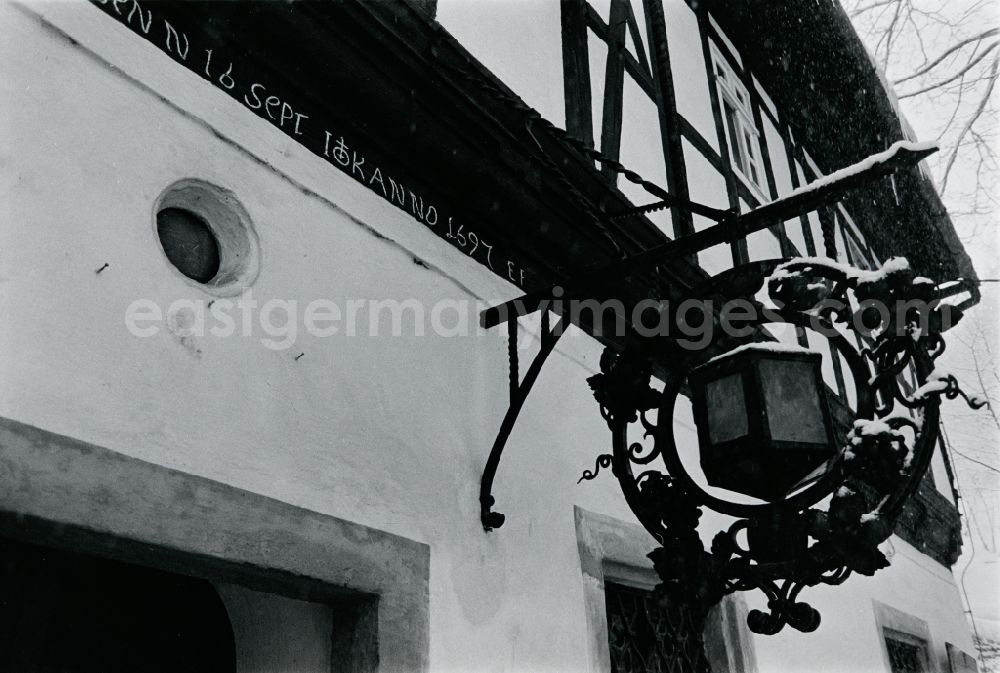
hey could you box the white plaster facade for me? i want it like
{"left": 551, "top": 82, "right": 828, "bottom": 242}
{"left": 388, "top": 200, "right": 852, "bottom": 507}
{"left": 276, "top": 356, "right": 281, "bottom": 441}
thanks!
{"left": 0, "top": 1, "right": 977, "bottom": 671}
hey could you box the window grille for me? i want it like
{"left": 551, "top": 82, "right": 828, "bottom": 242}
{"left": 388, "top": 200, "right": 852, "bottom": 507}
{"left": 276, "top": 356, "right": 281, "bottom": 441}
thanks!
{"left": 885, "top": 632, "right": 930, "bottom": 673}
{"left": 606, "top": 581, "right": 704, "bottom": 673}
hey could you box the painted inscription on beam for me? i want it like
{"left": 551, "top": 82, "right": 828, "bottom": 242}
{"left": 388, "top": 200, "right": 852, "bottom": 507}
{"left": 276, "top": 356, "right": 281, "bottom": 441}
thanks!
{"left": 90, "top": 0, "right": 529, "bottom": 288}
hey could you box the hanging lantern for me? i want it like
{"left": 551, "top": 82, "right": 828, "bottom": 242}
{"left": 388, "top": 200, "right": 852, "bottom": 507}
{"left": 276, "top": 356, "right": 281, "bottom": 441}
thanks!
{"left": 688, "top": 344, "right": 837, "bottom": 501}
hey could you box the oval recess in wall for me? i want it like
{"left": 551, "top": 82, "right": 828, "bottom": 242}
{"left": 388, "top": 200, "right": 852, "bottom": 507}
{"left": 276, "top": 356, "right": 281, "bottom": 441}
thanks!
{"left": 153, "top": 179, "right": 260, "bottom": 295}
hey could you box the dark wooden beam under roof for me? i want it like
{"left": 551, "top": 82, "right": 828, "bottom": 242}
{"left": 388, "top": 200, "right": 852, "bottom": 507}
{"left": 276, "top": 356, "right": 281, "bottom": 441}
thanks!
{"left": 90, "top": 0, "right": 717, "bottom": 350}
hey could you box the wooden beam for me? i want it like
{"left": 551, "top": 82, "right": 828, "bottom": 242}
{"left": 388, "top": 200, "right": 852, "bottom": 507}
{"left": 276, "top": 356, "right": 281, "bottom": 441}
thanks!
{"left": 480, "top": 143, "right": 936, "bottom": 329}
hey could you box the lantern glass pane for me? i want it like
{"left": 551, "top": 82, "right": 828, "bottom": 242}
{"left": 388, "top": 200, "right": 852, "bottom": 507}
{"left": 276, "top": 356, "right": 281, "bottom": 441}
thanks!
{"left": 758, "top": 359, "right": 828, "bottom": 444}
{"left": 705, "top": 373, "right": 748, "bottom": 444}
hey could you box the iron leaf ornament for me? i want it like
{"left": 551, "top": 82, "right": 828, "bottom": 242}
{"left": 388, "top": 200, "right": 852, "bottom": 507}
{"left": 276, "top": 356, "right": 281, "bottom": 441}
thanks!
{"left": 583, "top": 257, "right": 987, "bottom": 648}
{"left": 587, "top": 346, "right": 661, "bottom": 425}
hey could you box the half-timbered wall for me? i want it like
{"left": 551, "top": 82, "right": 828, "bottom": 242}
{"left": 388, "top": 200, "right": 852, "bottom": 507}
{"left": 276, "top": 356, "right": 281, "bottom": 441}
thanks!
{"left": 439, "top": 0, "right": 955, "bottom": 506}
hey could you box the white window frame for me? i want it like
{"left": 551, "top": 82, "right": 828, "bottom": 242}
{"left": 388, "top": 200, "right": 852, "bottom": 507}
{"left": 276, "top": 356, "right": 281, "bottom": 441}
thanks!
{"left": 709, "top": 43, "right": 767, "bottom": 200}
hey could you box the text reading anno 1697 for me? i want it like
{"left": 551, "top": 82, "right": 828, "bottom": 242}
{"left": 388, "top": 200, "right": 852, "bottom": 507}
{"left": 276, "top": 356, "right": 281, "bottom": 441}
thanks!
{"left": 90, "top": 0, "right": 530, "bottom": 288}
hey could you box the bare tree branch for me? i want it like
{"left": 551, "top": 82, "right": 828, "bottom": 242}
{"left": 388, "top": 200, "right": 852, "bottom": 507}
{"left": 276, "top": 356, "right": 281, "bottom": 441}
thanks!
{"left": 939, "top": 54, "right": 998, "bottom": 193}
{"left": 894, "top": 28, "right": 999, "bottom": 84}
{"left": 897, "top": 41, "right": 998, "bottom": 99}
{"left": 850, "top": 0, "right": 899, "bottom": 18}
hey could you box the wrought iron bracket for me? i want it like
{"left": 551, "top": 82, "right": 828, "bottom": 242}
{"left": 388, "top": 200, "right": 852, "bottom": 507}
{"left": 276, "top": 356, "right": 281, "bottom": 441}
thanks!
{"left": 479, "top": 143, "right": 936, "bottom": 531}
{"left": 480, "top": 312, "right": 565, "bottom": 530}
{"left": 477, "top": 141, "right": 940, "bottom": 534}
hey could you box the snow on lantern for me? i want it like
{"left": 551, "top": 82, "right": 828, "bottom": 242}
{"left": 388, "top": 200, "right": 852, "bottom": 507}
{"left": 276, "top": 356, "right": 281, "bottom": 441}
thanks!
{"left": 689, "top": 342, "right": 837, "bottom": 501}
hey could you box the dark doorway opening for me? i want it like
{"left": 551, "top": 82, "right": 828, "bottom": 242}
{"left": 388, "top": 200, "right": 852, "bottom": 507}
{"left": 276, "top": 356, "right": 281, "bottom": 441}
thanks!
{"left": 0, "top": 537, "right": 236, "bottom": 673}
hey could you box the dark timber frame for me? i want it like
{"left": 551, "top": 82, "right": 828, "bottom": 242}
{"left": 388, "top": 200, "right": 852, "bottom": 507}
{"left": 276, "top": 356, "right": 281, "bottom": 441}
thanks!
{"left": 560, "top": 0, "right": 694, "bottom": 240}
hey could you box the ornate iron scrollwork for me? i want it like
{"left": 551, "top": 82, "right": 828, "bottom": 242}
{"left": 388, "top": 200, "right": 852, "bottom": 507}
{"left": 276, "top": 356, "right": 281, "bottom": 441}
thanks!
{"left": 584, "top": 257, "right": 986, "bottom": 644}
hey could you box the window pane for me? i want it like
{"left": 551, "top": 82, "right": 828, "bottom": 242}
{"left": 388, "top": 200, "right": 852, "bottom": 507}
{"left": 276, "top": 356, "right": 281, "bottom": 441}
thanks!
{"left": 744, "top": 130, "right": 760, "bottom": 184}
{"left": 886, "top": 637, "right": 928, "bottom": 673}
{"left": 606, "top": 582, "right": 701, "bottom": 673}
{"left": 724, "top": 102, "right": 745, "bottom": 173}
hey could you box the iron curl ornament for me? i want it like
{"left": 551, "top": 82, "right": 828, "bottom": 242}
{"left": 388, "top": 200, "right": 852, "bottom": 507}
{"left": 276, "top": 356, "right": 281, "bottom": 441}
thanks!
{"left": 582, "top": 256, "right": 987, "bottom": 664}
